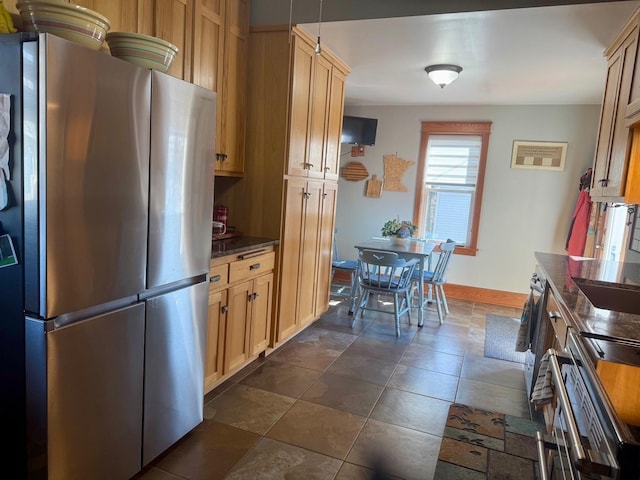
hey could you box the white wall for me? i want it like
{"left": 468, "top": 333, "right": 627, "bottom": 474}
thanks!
{"left": 335, "top": 104, "right": 600, "bottom": 294}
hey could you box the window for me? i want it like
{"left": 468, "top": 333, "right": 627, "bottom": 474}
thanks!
{"left": 413, "top": 121, "right": 492, "bottom": 256}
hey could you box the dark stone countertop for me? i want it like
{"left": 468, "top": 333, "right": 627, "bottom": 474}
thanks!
{"left": 211, "top": 236, "right": 279, "bottom": 259}
{"left": 535, "top": 252, "right": 640, "bottom": 355}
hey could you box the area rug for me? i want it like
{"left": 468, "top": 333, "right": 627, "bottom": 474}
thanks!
{"left": 484, "top": 314, "right": 526, "bottom": 363}
{"left": 434, "top": 403, "right": 542, "bottom": 479}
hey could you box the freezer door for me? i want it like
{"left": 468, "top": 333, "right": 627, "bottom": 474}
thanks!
{"left": 25, "top": 35, "right": 151, "bottom": 318}
{"left": 143, "top": 281, "right": 208, "bottom": 465}
{"left": 26, "top": 303, "right": 145, "bottom": 480}
{"left": 147, "top": 71, "right": 216, "bottom": 288}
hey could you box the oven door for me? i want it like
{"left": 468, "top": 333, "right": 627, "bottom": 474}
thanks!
{"left": 536, "top": 345, "right": 619, "bottom": 480}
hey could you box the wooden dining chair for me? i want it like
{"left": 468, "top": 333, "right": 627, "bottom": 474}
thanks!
{"left": 353, "top": 249, "right": 419, "bottom": 337}
{"left": 331, "top": 231, "right": 358, "bottom": 296}
{"left": 411, "top": 239, "right": 456, "bottom": 324}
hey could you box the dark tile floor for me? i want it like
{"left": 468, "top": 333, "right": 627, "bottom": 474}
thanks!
{"left": 135, "top": 292, "right": 530, "bottom": 480}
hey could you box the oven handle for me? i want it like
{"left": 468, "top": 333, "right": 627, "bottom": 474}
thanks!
{"left": 567, "top": 332, "right": 630, "bottom": 447}
{"left": 535, "top": 431, "right": 550, "bottom": 480}
{"left": 547, "top": 349, "right": 588, "bottom": 469}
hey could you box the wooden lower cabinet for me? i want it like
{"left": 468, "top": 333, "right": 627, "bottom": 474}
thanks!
{"left": 297, "top": 180, "right": 323, "bottom": 329}
{"left": 225, "top": 280, "right": 253, "bottom": 373}
{"left": 204, "top": 288, "right": 226, "bottom": 391}
{"left": 205, "top": 247, "right": 274, "bottom": 393}
{"left": 275, "top": 179, "right": 337, "bottom": 344}
{"left": 315, "top": 182, "right": 338, "bottom": 316}
{"left": 250, "top": 273, "right": 274, "bottom": 355}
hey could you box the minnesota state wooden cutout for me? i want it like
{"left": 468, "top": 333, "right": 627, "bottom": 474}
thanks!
{"left": 383, "top": 154, "right": 415, "bottom": 191}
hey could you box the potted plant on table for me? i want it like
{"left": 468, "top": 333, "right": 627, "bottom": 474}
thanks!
{"left": 381, "top": 218, "right": 418, "bottom": 245}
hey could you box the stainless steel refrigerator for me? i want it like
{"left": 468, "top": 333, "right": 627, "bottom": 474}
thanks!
{"left": 0, "top": 33, "right": 215, "bottom": 479}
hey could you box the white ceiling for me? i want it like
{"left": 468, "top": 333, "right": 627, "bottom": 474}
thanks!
{"left": 298, "top": 1, "right": 639, "bottom": 106}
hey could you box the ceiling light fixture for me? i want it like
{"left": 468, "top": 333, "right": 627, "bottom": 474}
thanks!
{"left": 315, "top": 0, "right": 323, "bottom": 55}
{"left": 424, "top": 64, "right": 463, "bottom": 89}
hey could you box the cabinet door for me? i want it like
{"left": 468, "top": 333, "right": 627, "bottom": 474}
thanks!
{"left": 224, "top": 280, "right": 251, "bottom": 373}
{"left": 154, "top": 0, "right": 193, "bottom": 81}
{"left": 192, "top": 0, "right": 224, "bottom": 91}
{"left": 315, "top": 182, "right": 337, "bottom": 316}
{"left": 593, "top": 51, "right": 621, "bottom": 197}
{"left": 625, "top": 128, "right": 640, "bottom": 203}
{"left": 205, "top": 287, "right": 227, "bottom": 391}
{"left": 278, "top": 178, "right": 306, "bottom": 342}
{"left": 307, "top": 54, "right": 331, "bottom": 179}
{"left": 297, "top": 180, "right": 323, "bottom": 328}
{"left": 215, "top": 0, "right": 248, "bottom": 176}
{"left": 593, "top": 29, "right": 638, "bottom": 198}
{"left": 324, "top": 67, "right": 347, "bottom": 181}
{"left": 606, "top": 30, "right": 638, "bottom": 198}
{"left": 74, "top": 0, "right": 140, "bottom": 33}
{"left": 250, "top": 273, "right": 273, "bottom": 356}
{"left": 287, "top": 35, "right": 315, "bottom": 177}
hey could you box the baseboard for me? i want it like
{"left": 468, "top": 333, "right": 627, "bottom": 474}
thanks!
{"left": 333, "top": 270, "right": 526, "bottom": 309}
{"left": 442, "top": 284, "right": 527, "bottom": 308}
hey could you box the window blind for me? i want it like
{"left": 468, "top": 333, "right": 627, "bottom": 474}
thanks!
{"left": 424, "top": 135, "right": 481, "bottom": 186}
{"left": 423, "top": 135, "right": 482, "bottom": 245}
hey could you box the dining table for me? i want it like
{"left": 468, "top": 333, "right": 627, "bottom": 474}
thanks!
{"left": 349, "top": 238, "right": 437, "bottom": 327}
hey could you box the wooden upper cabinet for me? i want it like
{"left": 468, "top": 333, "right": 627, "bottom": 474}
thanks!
{"left": 73, "top": 0, "right": 139, "bottom": 32}
{"left": 153, "top": 0, "right": 193, "bottom": 81}
{"left": 192, "top": 0, "right": 224, "bottom": 91}
{"left": 307, "top": 54, "right": 331, "bottom": 179}
{"left": 285, "top": 29, "right": 350, "bottom": 180}
{"left": 287, "top": 35, "right": 315, "bottom": 177}
{"left": 593, "top": 46, "right": 626, "bottom": 198}
{"left": 215, "top": 0, "right": 249, "bottom": 176}
{"left": 592, "top": 10, "right": 639, "bottom": 200}
{"left": 58, "top": 0, "right": 189, "bottom": 71}
{"left": 324, "top": 65, "right": 347, "bottom": 181}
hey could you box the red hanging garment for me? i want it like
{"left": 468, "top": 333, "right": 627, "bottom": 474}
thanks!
{"left": 566, "top": 188, "right": 592, "bottom": 256}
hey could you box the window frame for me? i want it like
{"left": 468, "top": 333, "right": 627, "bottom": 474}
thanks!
{"left": 413, "top": 121, "right": 492, "bottom": 256}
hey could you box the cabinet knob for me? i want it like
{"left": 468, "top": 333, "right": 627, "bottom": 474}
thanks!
{"left": 304, "top": 192, "right": 312, "bottom": 199}
{"left": 221, "top": 305, "right": 228, "bottom": 313}
{"left": 249, "top": 263, "right": 261, "bottom": 271}
{"left": 324, "top": 166, "right": 331, "bottom": 172}
{"left": 598, "top": 178, "right": 608, "bottom": 187}
{"left": 304, "top": 162, "right": 314, "bottom": 170}
{"left": 210, "top": 275, "right": 221, "bottom": 283}
{"left": 322, "top": 193, "right": 327, "bottom": 198}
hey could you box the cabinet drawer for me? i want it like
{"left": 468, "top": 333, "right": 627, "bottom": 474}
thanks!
{"left": 546, "top": 291, "right": 570, "bottom": 348}
{"left": 229, "top": 251, "right": 275, "bottom": 283}
{"left": 209, "top": 264, "right": 229, "bottom": 290}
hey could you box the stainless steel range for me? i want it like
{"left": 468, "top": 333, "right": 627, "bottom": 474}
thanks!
{"left": 532, "top": 252, "right": 640, "bottom": 480}
{"left": 537, "top": 331, "right": 640, "bottom": 480}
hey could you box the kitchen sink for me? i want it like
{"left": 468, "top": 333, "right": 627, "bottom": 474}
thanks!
{"left": 572, "top": 277, "right": 640, "bottom": 315}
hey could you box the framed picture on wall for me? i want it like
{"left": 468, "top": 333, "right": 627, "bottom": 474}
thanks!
{"left": 510, "top": 140, "right": 568, "bottom": 171}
